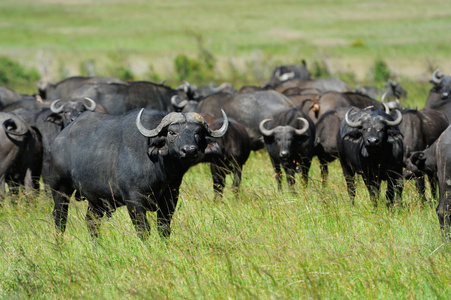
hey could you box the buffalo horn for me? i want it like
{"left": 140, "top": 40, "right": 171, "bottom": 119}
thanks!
{"left": 209, "top": 82, "right": 233, "bottom": 93}
{"left": 259, "top": 119, "right": 274, "bottom": 136}
{"left": 2, "top": 115, "right": 29, "bottom": 136}
{"left": 344, "top": 108, "right": 362, "bottom": 128}
{"left": 84, "top": 97, "right": 97, "bottom": 111}
{"left": 186, "top": 109, "right": 229, "bottom": 138}
{"left": 385, "top": 109, "right": 403, "bottom": 127}
{"left": 136, "top": 109, "right": 185, "bottom": 137}
{"left": 50, "top": 99, "right": 64, "bottom": 113}
{"left": 171, "top": 95, "right": 188, "bottom": 110}
{"left": 432, "top": 68, "right": 442, "bottom": 84}
{"left": 294, "top": 118, "right": 310, "bottom": 135}
{"left": 382, "top": 101, "right": 390, "bottom": 114}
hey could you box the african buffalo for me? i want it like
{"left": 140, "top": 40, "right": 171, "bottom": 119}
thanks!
{"left": 0, "top": 112, "right": 42, "bottom": 199}
{"left": 38, "top": 76, "right": 124, "bottom": 100}
{"left": 260, "top": 108, "right": 315, "bottom": 190}
{"left": 404, "top": 141, "right": 439, "bottom": 201}
{"left": 435, "top": 125, "right": 451, "bottom": 238}
{"left": 425, "top": 69, "right": 451, "bottom": 108}
{"left": 338, "top": 106, "right": 404, "bottom": 206}
{"left": 274, "top": 77, "right": 351, "bottom": 94}
{"left": 0, "top": 87, "right": 26, "bottom": 109}
{"left": 70, "top": 80, "right": 190, "bottom": 114}
{"left": 49, "top": 109, "right": 228, "bottom": 239}
{"left": 199, "top": 117, "right": 251, "bottom": 199}
{"left": 264, "top": 60, "right": 311, "bottom": 87}
{"left": 398, "top": 108, "right": 449, "bottom": 201}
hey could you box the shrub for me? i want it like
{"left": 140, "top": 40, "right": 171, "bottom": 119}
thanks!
{"left": 0, "top": 56, "right": 40, "bottom": 85}
{"left": 372, "top": 59, "right": 392, "bottom": 82}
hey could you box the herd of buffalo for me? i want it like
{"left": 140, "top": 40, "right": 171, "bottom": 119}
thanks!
{"left": 1, "top": 61, "right": 451, "bottom": 241}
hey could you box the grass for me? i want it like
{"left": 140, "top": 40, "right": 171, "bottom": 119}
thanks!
{"left": 1, "top": 0, "right": 451, "bottom": 85}
{"left": 1, "top": 0, "right": 451, "bottom": 298}
{"left": 1, "top": 152, "right": 450, "bottom": 298}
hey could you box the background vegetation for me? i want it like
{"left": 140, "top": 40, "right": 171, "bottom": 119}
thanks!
{"left": 0, "top": 0, "right": 451, "bottom": 299}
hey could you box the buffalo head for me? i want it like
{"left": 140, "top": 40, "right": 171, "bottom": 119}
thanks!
{"left": 343, "top": 106, "right": 403, "bottom": 157}
{"left": 136, "top": 109, "right": 228, "bottom": 160}
{"left": 431, "top": 68, "right": 451, "bottom": 100}
{"left": 48, "top": 98, "right": 97, "bottom": 127}
{"left": 259, "top": 117, "right": 309, "bottom": 160}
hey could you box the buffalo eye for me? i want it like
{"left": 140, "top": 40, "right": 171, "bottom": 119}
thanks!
{"left": 168, "top": 130, "right": 176, "bottom": 136}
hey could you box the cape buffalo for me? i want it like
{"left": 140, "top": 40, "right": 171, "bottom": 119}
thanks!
{"left": 49, "top": 109, "right": 228, "bottom": 240}
{"left": 338, "top": 106, "right": 404, "bottom": 206}
{"left": 260, "top": 108, "right": 315, "bottom": 190}
{"left": 38, "top": 76, "right": 124, "bottom": 100}
{"left": 398, "top": 108, "right": 449, "bottom": 201}
{"left": 435, "top": 125, "right": 451, "bottom": 239}
{"left": 0, "top": 112, "right": 42, "bottom": 200}
{"left": 264, "top": 60, "right": 311, "bottom": 87}
{"left": 425, "top": 68, "right": 451, "bottom": 108}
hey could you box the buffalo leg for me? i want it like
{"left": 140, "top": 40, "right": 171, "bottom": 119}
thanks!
{"left": 386, "top": 175, "right": 404, "bottom": 207}
{"left": 363, "top": 177, "right": 381, "bottom": 207}
{"left": 283, "top": 166, "right": 296, "bottom": 191}
{"left": 211, "top": 163, "right": 227, "bottom": 199}
{"left": 299, "top": 158, "right": 311, "bottom": 187}
{"left": 52, "top": 188, "right": 73, "bottom": 235}
{"left": 414, "top": 177, "right": 427, "bottom": 203}
{"left": 231, "top": 165, "right": 243, "bottom": 197}
{"left": 429, "top": 173, "right": 438, "bottom": 201}
{"left": 319, "top": 158, "right": 329, "bottom": 187}
{"left": 270, "top": 157, "right": 283, "bottom": 190}
{"left": 85, "top": 203, "right": 105, "bottom": 239}
{"left": 157, "top": 183, "right": 180, "bottom": 238}
{"left": 125, "top": 198, "right": 151, "bottom": 240}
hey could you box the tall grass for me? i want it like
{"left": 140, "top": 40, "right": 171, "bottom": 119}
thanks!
{"left": 1, "top": 152, "right": 450, "bottom": 298}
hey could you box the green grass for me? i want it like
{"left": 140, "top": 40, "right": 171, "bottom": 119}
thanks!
{"left": 1, "top": 0, "right": 451, "bottom": 86}
{"left": 1, "top": 152, "right": 450, "bottom": 299}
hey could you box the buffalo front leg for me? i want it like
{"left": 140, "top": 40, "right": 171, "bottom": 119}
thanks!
{"left": 125, "top": 199, "right": 151, "bottom": 240}
{"left": 85, "top": 203, "right": 105, "bottom": 240}
{"left": 210, "top": 163, "right": 227, "bottom": 199}
{"left": 52, "top": 188, "right": 72, "bottom": 236}
{"left": 157, "top": 183, "right": 180, "bottom": 238}
{"left": 386, "top": 174, "right": 404, "bottom": 207}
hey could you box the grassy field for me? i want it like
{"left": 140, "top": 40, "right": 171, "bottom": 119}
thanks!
{"left": 1, "top": 0, "right": 451, "bottom": 85}
{"left": 0, "top": 152, "right": 450, "bottom": 299}
{"left": 1, "top": 0, "right": 451, "bottom": 298}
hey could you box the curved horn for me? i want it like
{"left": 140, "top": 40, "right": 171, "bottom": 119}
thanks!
{"left": 385, "top": 109, "right": 403, "bottom": 127}
{"left": 186, "top": 109, "right": 229, "bottom": 138}
{"left": 83, "top": 97, "right": 97, "bottom": 111}
{"left": 136, "top": 109, "right": 185, "bottom": 137}
{"left": 171, "top": 95, "right": 188, "bottom": 110}
{"left": 294, "top": 118, "right": 310, "bottom": 135}
{"left": 209, "top": 82, "right": 233, "bottom": 93}
{"left": 50, "top": 99, "right": 64, "bottom": 113}
{"left": 432, "top": 68, "right": 442, "bottom": 84}
{"left": 2, "top": 115, "right": 29, "bottom": 136}
{"left": 259, "top": 119, "right": 275, "bottom": 136}
{"left": 344, "top": 108, "right": 362, "bottom": 128}
{"left": 381, "top": 92, "right": 387, "bottom": 103}
{"left": 382, "top": 102, "right": 390, "bottom": 114}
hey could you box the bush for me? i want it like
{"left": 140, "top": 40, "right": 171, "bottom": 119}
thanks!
{"left": 372, "top": 59, "right": 392, "bottom": 82}
{"left": 0, "top": 56, "right": 40, "bottom": 85}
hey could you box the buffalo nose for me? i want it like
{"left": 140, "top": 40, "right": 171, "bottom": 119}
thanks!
{"left": 280, "top": 150, "right": 290, "bottom": 158}
{"left": 182, "top": 145, "right": 198, "bottom": 156}
{"left": 367, "top": 137, "right": 379, "bottom": 145}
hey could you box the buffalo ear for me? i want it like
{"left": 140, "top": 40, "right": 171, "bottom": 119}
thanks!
{"left": 148, "top": 136, "right": 168, "bottom": 159}
{"left": 387, "top": 129, "right": 403, "bottom": 143}
{"left": 46, "top": 113, "right": 63, "bottom": 125}
{"left": 204, "top": 136, "right": 223, "bottom": 156}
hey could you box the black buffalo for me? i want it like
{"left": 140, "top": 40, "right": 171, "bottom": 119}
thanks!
{"left": 0, "top": 87, "right": 26, "bottom": 109}
{"left": 404, "top": 141, "right": 439, "bottom": 200}
{"left": 425, "top": 69, "right": 451, "bottom": 108}
{"left": 398, "top": 108, "right": 449, "bottom": 201}
{"left": 0, "top": 112, "right": 42, "bottom": 199}
{"left": 70, "top": 80, "right": 190, "bottom": 114}
{"left": 259, "top": 108, "right": 315, "bottom": 190}
{"left": 435, "top": 125, "right": 451, "bottom": 238}
{"left": 264, "top": 60, "right": 311, "bottom": 88}
{"left": 314, "top": 107, "right": 349, "bottom": 186}
{"left": 338, "top": 106, "right": 404, "bottom": 206}
{"left": 199, "top": 116, "right": 251, "bottom": 199}
{"left": 38, "top": 76, "right": 124, "bottom": 100}
{"left": 49, "top": 109, "right": 228, "bottom": 239}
